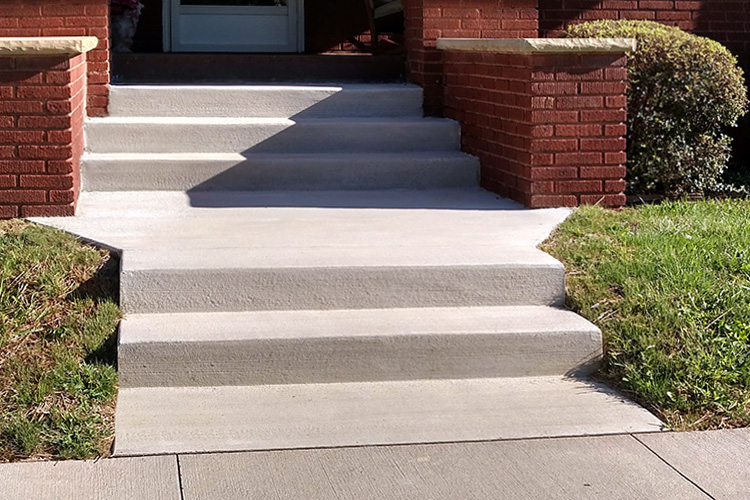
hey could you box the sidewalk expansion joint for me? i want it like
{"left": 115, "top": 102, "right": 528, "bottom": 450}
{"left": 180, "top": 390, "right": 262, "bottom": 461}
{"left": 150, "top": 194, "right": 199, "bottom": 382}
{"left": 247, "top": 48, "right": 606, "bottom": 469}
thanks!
{"left": 631, "top": 434, "right": 716, "bottom": 500}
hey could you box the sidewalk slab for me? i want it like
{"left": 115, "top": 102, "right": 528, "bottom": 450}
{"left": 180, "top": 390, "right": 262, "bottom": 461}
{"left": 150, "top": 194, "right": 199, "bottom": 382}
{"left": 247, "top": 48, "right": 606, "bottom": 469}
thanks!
{"left": 178, "top": 435, "right": 709, "bottom": 500}
{"left": 0, "top": 455, "right": 180, "bottom": 500}
{"left": 637, "top": 428, "right": 750, "bottom": 500}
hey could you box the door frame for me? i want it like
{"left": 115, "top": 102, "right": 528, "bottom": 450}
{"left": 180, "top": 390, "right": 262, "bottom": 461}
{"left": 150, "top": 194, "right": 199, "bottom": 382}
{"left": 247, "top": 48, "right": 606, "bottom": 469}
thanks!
{"left": 162, "top": 0, "right": 305, "bottom": 53}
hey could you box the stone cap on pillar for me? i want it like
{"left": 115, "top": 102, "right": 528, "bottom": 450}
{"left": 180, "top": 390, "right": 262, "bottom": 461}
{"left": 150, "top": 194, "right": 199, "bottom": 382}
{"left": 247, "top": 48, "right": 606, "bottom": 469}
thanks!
{"left": 436, "top": 38, "right": 636, "bottom": 54}
{"left": 0, "top": 37, "right": 99, "bottom": 56}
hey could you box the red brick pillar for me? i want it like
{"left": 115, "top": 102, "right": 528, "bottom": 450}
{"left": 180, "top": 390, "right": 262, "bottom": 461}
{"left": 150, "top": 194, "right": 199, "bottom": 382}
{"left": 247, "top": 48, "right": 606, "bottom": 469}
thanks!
{"left": 439, "top": 38, "right": 632, "bottom": 208}
{"left": 0, "top": 39, "right": 95, "bottom": 218}
{"left": 2, "top": 0, "right": 110, "bottom": 117}
{"left": 403, "top": 0, "right": 539, "bottom": 115}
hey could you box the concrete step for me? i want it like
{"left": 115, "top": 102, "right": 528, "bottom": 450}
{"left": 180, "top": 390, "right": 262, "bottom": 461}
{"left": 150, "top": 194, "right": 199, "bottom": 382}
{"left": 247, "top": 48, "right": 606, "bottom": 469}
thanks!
{"left": 30, "top": 189, "right": 572, "bottom": 314}
{"left": 112, "top": 376, "right": 664, "bottom": 456}
{"left": 118, "top": 306, "right": 602, "bottom": 388}
{"left": 82, "top": 152, "right": 480, "bottom": 191}
{"left": 108, "top": 84, "right": 424, "bottom": 118}
{"left": 119, "top": 246, "right": 565, "bottom": 314}
{"left": 84, "top": 117, "right": 460, "bottom": 154}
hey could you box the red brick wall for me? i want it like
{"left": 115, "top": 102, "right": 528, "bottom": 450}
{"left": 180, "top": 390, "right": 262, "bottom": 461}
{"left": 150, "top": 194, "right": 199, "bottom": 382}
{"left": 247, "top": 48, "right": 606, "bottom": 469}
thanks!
{"left": 0, "top": 53, "right": 87, "bottom": 218}
{"left": 442, "top": 50, "right": 628, "bottom": 207}
{"left": 538, "top": 1, "right": 750, "bottom": 61}
{"left": 404, "top": 0, "right": 539, "bottom": 114}
{"left": 2, "top": 0, "right": 110, "bottom": 117}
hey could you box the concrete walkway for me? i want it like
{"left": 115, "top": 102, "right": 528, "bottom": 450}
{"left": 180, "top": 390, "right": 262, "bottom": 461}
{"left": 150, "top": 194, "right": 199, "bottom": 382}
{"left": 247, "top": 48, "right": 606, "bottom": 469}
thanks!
{"left": 2, "top": 428, "right": 747, "bottom": 500}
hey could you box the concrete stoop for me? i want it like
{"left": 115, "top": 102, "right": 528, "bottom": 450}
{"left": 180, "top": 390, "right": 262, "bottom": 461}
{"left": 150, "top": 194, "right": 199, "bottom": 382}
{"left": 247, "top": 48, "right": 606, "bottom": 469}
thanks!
{"left": 32, "top": 84, "right": 664, "bottom": 456}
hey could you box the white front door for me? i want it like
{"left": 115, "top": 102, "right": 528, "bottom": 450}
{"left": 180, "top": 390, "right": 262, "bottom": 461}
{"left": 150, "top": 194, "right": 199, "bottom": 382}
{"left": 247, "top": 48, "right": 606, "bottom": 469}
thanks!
{"left": 170, "top": 0, "right": 303, "bottom": 53}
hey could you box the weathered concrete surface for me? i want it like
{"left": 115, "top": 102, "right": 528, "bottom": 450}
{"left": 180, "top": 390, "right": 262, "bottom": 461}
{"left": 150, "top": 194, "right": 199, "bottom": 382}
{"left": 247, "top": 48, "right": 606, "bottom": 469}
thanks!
{"left": 637, "top": 429, "right": 750, "bottom": 500}
{"left": 84, "top": 117, "right": 460, "bottom": 154}
{"left": 113, "top": 376, "right": 664, "bottom": 456}
{"left": 82, "top": 152, "right": 479, "bottom": 191}
{"left": 0, "top": 455, "right": 180, "bottom": 500}
{"left": 108, "top": 84, "right": 424, "bottom": 118}
{"left": 178, "top": 436, "right": 705, "bottom": 500}
{"left": 118, "top": 306, "right": 602, "bottom": 387}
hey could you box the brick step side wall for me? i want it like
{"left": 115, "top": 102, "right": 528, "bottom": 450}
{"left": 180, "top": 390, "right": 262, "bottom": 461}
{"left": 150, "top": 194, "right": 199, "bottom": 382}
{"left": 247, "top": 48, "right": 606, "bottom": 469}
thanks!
{"left": 3, "top": 0, "right": 110, "bottom": 117}
{"left": 442, "top": 50, "right": 629, "bottom": 208}
{"left": 0, "top": 54, "right": 87, "bottom": 218}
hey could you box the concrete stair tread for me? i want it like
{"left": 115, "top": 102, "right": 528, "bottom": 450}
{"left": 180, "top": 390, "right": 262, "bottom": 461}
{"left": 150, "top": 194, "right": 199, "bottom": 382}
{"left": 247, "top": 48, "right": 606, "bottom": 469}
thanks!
{"left": 72, "top": 188, "right": 535, "bottom": 214}
{"left": 122, "top": 247, "right": 561, "bottom": 271}
{"left": 81, "top": 151, "right": 480, "bottom": 191}
{"left": 113, "top": 376, "right": 665, "bottom": 456}
{"left": 86, "top": 116, "right": 453, "bottom": 125}
{"left": 118, "top": 306, "right": 602, "bottom": 387}
{"left": 120, "top": 306, "right": 597, "bottom": 343}
{"left": 85, "top": 116, "right": 461, "bottom": 154}
{"left": 111, "top": 83, "right": 420, "bottom": 89}
{"left": 108, "top": 83, "right": 423, "bottom": 118}
{"left": 82, "top": 151, "right": 478, "bottom": 160}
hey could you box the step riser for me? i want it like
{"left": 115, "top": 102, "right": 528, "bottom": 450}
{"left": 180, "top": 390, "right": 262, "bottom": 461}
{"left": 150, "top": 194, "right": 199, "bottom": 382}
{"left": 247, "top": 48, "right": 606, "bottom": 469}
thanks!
{"left": 82, "top": 155, "right": 480, "bottom": 191}
{"left": 85, "top": 120, "right": 460, "bottom": 154}
{"left": 120, "top": 265, "right": 565, "bottom": 314}
{"left": 118, "top": 333, "right": 602, "bottom": 388}
{"left": 108, "top": 86, "right": 424, "bottom": 118}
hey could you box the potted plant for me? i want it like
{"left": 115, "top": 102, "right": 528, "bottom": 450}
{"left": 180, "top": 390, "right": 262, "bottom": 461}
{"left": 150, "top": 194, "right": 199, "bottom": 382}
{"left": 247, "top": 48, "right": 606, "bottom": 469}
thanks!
{"left": 111, "top": 0, "right": 144, "bottom": 52}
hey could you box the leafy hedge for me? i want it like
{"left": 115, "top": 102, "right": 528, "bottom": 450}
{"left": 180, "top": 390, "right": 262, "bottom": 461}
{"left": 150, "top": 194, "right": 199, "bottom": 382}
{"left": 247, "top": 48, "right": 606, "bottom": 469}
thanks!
{"left": 566, "top": 20, "right": 748, "bottom": 196}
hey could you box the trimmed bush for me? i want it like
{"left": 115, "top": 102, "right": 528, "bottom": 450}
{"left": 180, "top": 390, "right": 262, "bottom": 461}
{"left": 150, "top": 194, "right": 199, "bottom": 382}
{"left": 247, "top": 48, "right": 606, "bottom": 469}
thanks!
{"left": 566, "top": 20, "right": 748, "bottom": 196}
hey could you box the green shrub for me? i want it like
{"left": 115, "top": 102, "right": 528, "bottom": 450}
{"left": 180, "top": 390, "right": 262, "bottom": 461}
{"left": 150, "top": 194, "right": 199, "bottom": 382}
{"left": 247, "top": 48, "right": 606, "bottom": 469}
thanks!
{"left": 566, "top": 20, "right": 748, "bottom": 196}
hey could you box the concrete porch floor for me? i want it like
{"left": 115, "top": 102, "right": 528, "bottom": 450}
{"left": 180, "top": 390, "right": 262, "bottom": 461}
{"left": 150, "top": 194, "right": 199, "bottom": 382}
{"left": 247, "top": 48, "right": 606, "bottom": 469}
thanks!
{"left": 2, "top": 428, "right": 748, "bottom": 499}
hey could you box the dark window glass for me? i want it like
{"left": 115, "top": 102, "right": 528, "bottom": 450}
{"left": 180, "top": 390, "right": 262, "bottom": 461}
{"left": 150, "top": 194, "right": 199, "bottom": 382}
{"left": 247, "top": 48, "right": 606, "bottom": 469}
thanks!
{"left": 181, "top": 0, "right": 287, "bottom": 5}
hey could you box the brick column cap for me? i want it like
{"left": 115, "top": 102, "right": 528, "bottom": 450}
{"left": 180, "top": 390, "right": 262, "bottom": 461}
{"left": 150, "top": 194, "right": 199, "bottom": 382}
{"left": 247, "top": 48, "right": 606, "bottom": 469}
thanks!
{"left": 436, "top": 38, "right": 635, "bottom": 54}
{"left": 0, "top": 37, "right": 99, "bottom": 56}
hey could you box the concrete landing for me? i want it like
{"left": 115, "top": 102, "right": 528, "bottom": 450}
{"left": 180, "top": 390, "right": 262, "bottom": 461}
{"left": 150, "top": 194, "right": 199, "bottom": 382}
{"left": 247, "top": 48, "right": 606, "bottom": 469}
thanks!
{"left": 113, "top": 376, "right": 664, "bottom": 456}
{"left": 33, "top": 189, "right": 572, "bottom": 314}
{"left": 34, "top": 189, "right": 570, "bottom": 249}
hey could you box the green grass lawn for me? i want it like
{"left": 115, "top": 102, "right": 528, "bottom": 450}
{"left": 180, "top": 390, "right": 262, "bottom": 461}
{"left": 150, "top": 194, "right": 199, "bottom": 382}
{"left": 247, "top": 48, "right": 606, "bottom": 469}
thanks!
{"left": 0, "top": 220, "right": 120, "bottom": 461}
{"left": 543, "top": 199, "right": 750, "bottom": 430}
